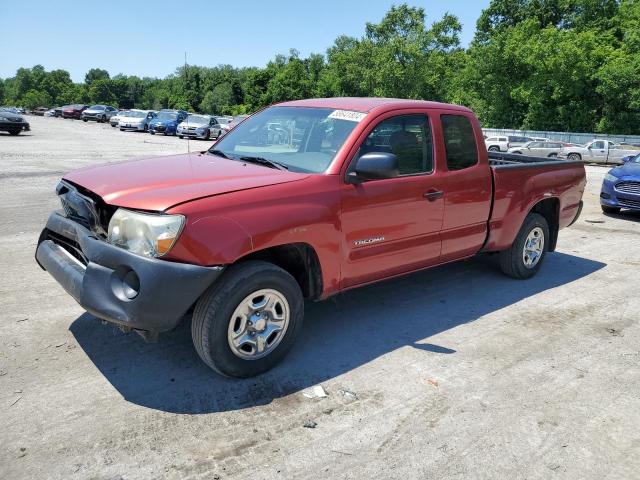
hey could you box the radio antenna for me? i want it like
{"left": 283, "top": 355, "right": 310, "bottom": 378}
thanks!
{"left": 185, "top": 51, "right": 190, "bottom": 155}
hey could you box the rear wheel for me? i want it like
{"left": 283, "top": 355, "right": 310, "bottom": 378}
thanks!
{"left": 499, "top": 213, "right": 549, "bottom": 279}
{"left": 101, "top": 115, "right": 106, "bottom": 123}
{"left": 192, "top": 261, "right": 304, "bottom": 378}
{"left": 178, "top": 135, "right": 184, "bottom": 139}
{"left": 488, "top": 146, "right": 500, "bottom": 152}
{"left": 568, "top": 153, "right": 581, "bottom": 161}
{"left": 601, "top": 205, "right": 620, "bottom": 214}
{"left": 8, "top": 129, "right": 20, "bottom": 136}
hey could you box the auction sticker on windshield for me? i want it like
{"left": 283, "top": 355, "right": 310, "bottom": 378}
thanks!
{"left": 328, "top": 110, "right": 367, "bottom": 122}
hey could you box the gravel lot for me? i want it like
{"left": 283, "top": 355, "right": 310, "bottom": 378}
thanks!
{"left": 1, "top": 116, "right": 639, "bottom": 479}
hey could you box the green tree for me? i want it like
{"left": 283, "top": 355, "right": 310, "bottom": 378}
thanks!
{"left": 84, "top": 68, "right": 110, "bottom": 84}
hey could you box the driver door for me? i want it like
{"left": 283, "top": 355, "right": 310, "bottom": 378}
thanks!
{"left": 340, "top": 112, "right": 444, "bottom": 288}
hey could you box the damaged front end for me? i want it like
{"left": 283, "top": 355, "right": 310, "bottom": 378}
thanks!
{"left": 35, "top": 181, "right": 224, "bottom": 339}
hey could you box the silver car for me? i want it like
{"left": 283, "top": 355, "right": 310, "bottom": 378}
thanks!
{"left": 81, "top": 105, "right": 118, "bottom": 123}
{"left": 508, "top": 141, "right": 565, "bottom": 158}
{"left": 118, "top": 110, "right": 157, "bottom": 132}
{"left": 177, "top": 114, "right": 226, "bottom": 140}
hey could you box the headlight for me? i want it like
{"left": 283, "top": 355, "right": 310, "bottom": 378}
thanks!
{"left": 0, "top": 116, "right": 9, "bottom": 122}
{"left": 107, "top": 209, "right": 185, "bottom": 258}
{"left": 604, "top": 173, "right": 618, "bottom": 183}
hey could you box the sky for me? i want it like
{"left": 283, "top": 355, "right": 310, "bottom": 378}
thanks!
{"left": 0, "top": 0, "right": 490, "bottom": 82}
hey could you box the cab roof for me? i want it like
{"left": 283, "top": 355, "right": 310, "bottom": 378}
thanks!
{"left": 276, "top": 97, "right": 473, "bottom": 114}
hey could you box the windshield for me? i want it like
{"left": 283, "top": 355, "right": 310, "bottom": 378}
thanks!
{"left": 89, "top": 105, "right": 105, "bottom": 110}
{"left": 157, "top": 112, "right": 178, "bottom": 121}
{"left": 210, "top": 106, "right": 363, "bottom": 173}
{"left": 631, "top": 154, "right": 640, "bottom": 164}
{"left": 125, "top": 111, "right": 147, "bottom": 118}
{"left": 185, "top": 115, "right": 209, "bottom": 124}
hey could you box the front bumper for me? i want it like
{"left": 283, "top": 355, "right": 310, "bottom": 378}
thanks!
{"left": 0, "top": 121, "right": 30, "bottom": 131}
{"left": 178, "top": 128, "right": 210, "bottom": 139}
{"left": 150, "top": 124, "right": 174, "bottom": 134}
{"left": 36, "top": 212, "right": 224, "bottom": 333}
{"left": 120, "top": 123, "right": 144, "bottom": 130}
{"left": 601, "top": 181, "right": 640, "bottom": 211}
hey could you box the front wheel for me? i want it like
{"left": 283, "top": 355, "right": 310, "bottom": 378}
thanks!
{"left": 82, "top": 118, "right": 87, "bottom": 122}
{"left": 8, "top": 129, "right": 20, "bottom": 135}
{"left": 488, "top": 146, "right": 500, "bottom": 152}
{"left": 178, "top": 135, "right": 184, "bottom": 139}
{"left": 601, "top": 205, "right": 620, "bottom": 214}
{"left": 568, "top": 153, "right": 581, "bottom": 162}
{"left": 192, "top": 261, "right": 304, "bottom": 378}
{"left": 499, "top": 213, "right": 549, "bottom": 279}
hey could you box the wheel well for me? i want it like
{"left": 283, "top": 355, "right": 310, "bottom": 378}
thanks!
{"left": 530, "top": 198, "right": 559, "bottom": 251}
{"left": 237, "top": 243, "right": 323, "bottom": 300}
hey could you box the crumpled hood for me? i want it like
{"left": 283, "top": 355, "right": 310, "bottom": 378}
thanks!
{"left": 63, "top": 152, "right": 309, "bottom": 211}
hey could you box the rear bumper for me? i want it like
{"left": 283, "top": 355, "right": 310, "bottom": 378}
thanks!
{"left": 36, "top": 212, "right": 224, "bottom": 333}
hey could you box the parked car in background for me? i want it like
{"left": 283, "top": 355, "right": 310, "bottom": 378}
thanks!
{"left": 81, "top": 105, "right": 118, "bottom": 123}
{"left": 557, "top": 140, "right": 640, "bottom": 165}
{"left": 507, "top": 141, "right": 565, "bottom": 158}
{"left": 44, "top": 108, "right": 56, "bottom": 117}
{"left": 53, "top": 106, "right": 65, "bottom": 117}
{"left": 219, "top": 114, "right": 249, "bottom": 135}
{"left": 148, "top": 110, "right": 187, "bottom": 136}
{"left": 177, "top": 114, "right": 225, "bottom": 140}
{"left": 35, "top": 98, "right": 586, "bottom": 378}
{"left": 485, "top": 135, "right": 533, "bottom": 152}
{"left": 110, "top": 110, "right": 129, "bottom": 127}
{"left": 600, "top": 153, "right": 640, "bottom": 213}
{"left": 62, "top": 104, "right": 89, "bottom": 119}
{"left": 531, "top": 137, "right": 551, "bottom": 142}
{"left": 118, "top": 110, "right": 157, "bottom": 132}
{"left": 0, "top": 109, "right": 30, "bottom": 135}
{"left": 31, "top": 107, "right": 48, "bottom": 116}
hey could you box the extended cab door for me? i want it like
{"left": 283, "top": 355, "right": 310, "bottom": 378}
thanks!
{"left": 340, "top": 112, "right": 444, "bottom": 288}
{"left": 588, "top": 141, "right": 607, "bottom": 162}
{"left": 436, "top": 113, "right": 493, "bottom": 261}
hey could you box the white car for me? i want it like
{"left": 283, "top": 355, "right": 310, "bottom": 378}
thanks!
{"left": 507, "top": 141, "right": 565, "bottom": 158}
{"left": 44, "top": 109, "right": 56, "bottom": 117}
{"left": 177, "top": 114, "right": 226, "bottom": 140}
{"left": 485, "top": 135, "right": 533, "bottom": 152}
{"left": 118, "top": 110, "right": 157, "bottom": 132}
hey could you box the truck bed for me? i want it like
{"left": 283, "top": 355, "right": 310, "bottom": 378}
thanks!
{"left": 488, "top": 151, "right": 584, "bottom": 168}
{"left": 483, "top": 150, "right": 586, "bottom": 253}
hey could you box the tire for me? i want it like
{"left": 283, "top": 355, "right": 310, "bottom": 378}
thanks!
{"left": 149, "top": 131, "right": 155, "bottom": 135}
{"left": 499, "top": 213, "right": 549, "bottom": 280}
{"left": 111, "top": 124, "right": 116, "bottom": 128}
{"left": 568, "top": 153, "right": 581, "bottom": 161}
{"left": 488, "top": 146, "right": 500, "bottom": 152}
{"left": 601, "top": 205, "right": 620, "bottom": 214}
{"left": 204, "top": 129, "right": 210, "bottom": 141}
{"left": 82, "top": 118, "right": 87, "bottom": 122}
{"left": 178, "top": 135, "right": 184, "bottom": 139}
{"left": 8, "top": 130, "right": 20, "bottom": 136}
{"left": 101, "top": 115, "right": 106, "bottom": 123}
{"left": 143, "top": 124, "right": 148, "bottom": 132}
{"left": 548, "top": 153, "right": 558, "bottom": 158}
{"left": 120, "top": 128, "right": 124, "bottom": 132}
{"left": 192, "top": 260, "right": 304, "bottom": 378}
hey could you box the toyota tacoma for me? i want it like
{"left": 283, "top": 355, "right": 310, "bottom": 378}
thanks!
{"left": 36, "top": 98, "right": 586, "bottom": 378}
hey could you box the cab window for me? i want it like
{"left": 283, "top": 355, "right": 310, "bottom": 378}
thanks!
{"left": 441, "top": 114, "right": 479, "bottom": 171}
{"left": 355, "top": 114, "right": 433, "bottom": 175}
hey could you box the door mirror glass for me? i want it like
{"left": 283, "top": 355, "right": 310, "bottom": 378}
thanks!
{"left": 348, "top": 152, "right": 399, "bottom": 182}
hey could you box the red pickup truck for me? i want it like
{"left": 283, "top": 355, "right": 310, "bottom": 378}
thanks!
{"left": 36, "top": 98, "right": 585, "bottom": 378}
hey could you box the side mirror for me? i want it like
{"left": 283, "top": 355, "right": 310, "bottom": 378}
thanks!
{"left": 348, "top": 152, "right": 399, "bottom": 183}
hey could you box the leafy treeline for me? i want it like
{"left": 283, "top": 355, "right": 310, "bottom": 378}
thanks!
{"left": 1, "top": 1, "right": 639, "bottom": 133}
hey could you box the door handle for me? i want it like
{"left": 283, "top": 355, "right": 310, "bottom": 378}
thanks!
{"left": 423, "top": 190, "right": 444, "bottom": 201}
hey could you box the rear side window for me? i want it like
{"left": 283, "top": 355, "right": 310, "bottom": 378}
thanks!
{"left": 441, "top": 115, "right": 479, "bottom": 171}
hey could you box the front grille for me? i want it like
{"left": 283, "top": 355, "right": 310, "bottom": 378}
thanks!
{"left": 615, "top": 181, "right": 640, "bottom": 195}
{"left": 9, "top": 117, "right": 22, "bottom": 122}
{"left": 56, "top": 181, "right": 116, "bottom": 236}
{"left": 618, "top": 197, "right": 640, "bottom": 209}
{"left": 155, "top": 125, "right": 166, "bottom": 131}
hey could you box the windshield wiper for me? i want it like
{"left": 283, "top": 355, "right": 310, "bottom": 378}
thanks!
{"left": 239, "top": 156, "right": 289, "bottom": 171}
{"left": 208, "top": 149, "right": 231, "bottom": 159}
